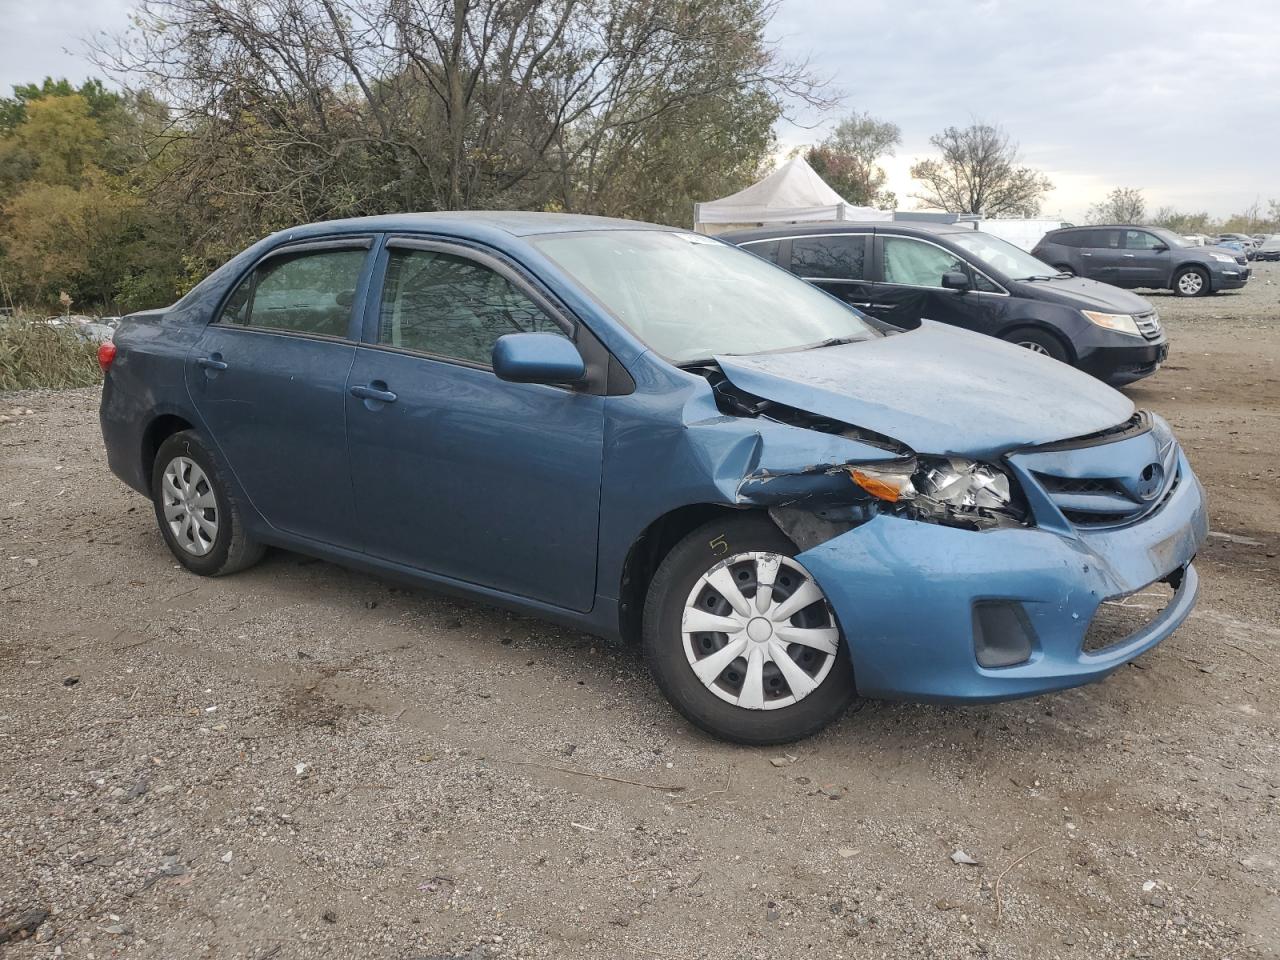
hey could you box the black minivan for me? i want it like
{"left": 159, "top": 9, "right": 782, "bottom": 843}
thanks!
{"left": 721, "top": 222, "right": 1168, "bottom": 386}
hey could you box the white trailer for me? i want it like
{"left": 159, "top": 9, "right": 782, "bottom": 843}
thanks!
{"left": 969, "top": 218, "right": 1068, "bottom": 252}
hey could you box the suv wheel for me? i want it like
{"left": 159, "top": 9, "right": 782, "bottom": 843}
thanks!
{"left": 1173, "top": 266, "right": 1210, "bottom": 297}
{"left": 642, "top": 515, "right": 856, "bottom": 744}
{"left": 151, "top": 430, "right": 265, "bottom": 576}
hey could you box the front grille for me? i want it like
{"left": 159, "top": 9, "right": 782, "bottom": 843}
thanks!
{"left": 1134, "top": 311, "right": 1162, "bottom": 342}
{"left": 1040, "top": 464, "right": 1181, "bottom": 529}
{"left": 1083, "top": 579, "right": 1177, "bottom": 653}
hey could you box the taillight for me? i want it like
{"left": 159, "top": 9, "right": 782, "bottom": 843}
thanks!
{"left": 97, "top": 340, "right": 117, "bottom": 371}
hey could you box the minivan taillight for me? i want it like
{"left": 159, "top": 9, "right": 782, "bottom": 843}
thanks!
{"left": 97, "top": 340, "right": 117, "bottom": 371}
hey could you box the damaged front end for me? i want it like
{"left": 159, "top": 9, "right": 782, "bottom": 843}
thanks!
{"left": 692, "top": 364, "right": 1030, "bottom": 550}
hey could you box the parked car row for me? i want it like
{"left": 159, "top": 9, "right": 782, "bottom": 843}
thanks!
{"left": 98, "top": 212, "right": 1208, "bottom": 743}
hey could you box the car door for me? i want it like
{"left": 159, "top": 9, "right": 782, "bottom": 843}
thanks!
{"left": 1121, "top": 229, "right": 1171, "bottom": 288}
{"left": 869, "top": 234, "right": 992, "bottom": 333}
{"left": 345, "top": 238, "right": 605, "bottom": 611}
{"left": 1081, "top": 229, "right": 1125, "bottom": 284}
{"left": 185, "top": 238, "right": 374, "bottom": 548}
{"left": 786, "top": 233, "right": 875, "bottom": 311}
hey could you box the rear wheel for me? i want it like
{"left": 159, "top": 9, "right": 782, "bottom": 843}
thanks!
{"left": 151, "top": 430, "right": 264, "bottom": 576}
{"left": 642, "top": 515, "right": 856, "bottom": 744}
{"left": 1173, "top": 266, "right": 1210, "bottom": 297}
{"left": 1004, "top": 327, "right": 1069, "bottom": 363}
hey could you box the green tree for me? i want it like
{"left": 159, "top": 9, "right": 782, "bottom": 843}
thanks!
{"left": 1150, "top": 206, "right": 1211, "bottom": 234}
{"left": 804, "top": 111, "right": 901, "bottom": 208}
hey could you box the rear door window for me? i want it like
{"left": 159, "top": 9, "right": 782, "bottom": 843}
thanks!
{"left": 1088, "top": 229, "right": 1122, "bottom": 250}
{"left": 790, "top": 235, "right": 867, "bottom": 280}
{"left": 377, "top": 247, "right": 568, "bottom": 366}
{"left": 221, "top": 248, "right": 367, "bottom": 338}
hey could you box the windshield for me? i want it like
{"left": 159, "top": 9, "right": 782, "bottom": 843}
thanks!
{"left": 532, "top": 230, "right": 879, "bottom": 364}
{"left": 948, "top": 231, "right": 1061, "bottom": 280}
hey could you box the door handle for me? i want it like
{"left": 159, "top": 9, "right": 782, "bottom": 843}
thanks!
{"left": 197, "top": 354, "right": 228, "bottom": 371}
{"left": 1122, "top": 254, "right": 1136, "bottom": 258}
{"left": 1082, "top": 252, "right": 1093, "bottom": 257}
{"left": 848, "top": 301, "right": 872, "bottom": 308}
{"left": 350, "top": 383, "right": 398, "bottom": 404}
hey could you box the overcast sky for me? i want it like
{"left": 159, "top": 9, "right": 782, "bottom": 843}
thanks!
{"left": 0, "top": 0, "right": 1274, "bottom": 221}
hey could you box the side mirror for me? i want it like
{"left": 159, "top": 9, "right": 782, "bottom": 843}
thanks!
{"left": 492, "top": 332, "right": 585, "bottom": 385}
{"left": 941, "top": 270, "right": 971, "bottom": 292}
{"left": 1151, "top": 244, "right": 1168, "bottom": 253}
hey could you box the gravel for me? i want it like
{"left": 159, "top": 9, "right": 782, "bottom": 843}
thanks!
{"left": 2, "top": 265, "right": 1279, "bottom": 958}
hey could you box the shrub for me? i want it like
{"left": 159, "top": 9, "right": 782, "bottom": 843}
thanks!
{"left": 0, "top": 314, "right": 102, "bottom": 390}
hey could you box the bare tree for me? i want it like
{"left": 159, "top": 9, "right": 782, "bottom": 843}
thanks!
{"left": 908, "top": 122, "right": 1052, "bottom": 217}
{"left": 1087, "top": 187, "right": 1146, "bottom": 225}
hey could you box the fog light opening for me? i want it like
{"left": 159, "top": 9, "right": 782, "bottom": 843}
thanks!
{"left": 973, "top": 601, "right": 1036, "bottom": 669}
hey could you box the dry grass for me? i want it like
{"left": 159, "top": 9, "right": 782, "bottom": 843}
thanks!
{"left": 0, "top": 314, "right": 102, "bottom": 391}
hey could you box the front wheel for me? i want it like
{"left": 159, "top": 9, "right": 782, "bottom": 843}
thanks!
{"left": 151, "top": 430, "right": 264, "bottom": 576}
{"left": 642, "top": 516, "right": 856, "bottom": 744}
{"left": 1173, "top": 266, "right": 1210, "bottom": 297}
{"left": 1004, "top": 327, "right": 1069, "bottom": 363}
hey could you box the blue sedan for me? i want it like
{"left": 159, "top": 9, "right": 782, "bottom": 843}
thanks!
{"left": 98, "top": 213, "right": 1208, "bottom": 743}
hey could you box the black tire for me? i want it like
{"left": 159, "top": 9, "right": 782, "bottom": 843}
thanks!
{"left": 1003, "top": 327, "right": 1070, "bottom": 363}
{"left": 1172, "top": 265, "right": 1211, "bottom": 297}
{"left": 150, "top": 430, "right": 264, "bottom": 576}
{"left": 641, "top": 515, "right": 856, "bottom": 744}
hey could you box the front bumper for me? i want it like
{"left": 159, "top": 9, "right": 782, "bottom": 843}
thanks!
{"left": 1211, "top": 263, "right": 1250, "bottom": 289}
{"left": 796, "top": 452, "right": 1208, "bottom": 703}
{"left": 1077, "top": 337, "right": 1168, "bottom": 387}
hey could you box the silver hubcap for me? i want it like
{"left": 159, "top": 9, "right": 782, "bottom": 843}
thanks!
{"left": 681, "top": 552, "right": 840, "bottom": 711}
{"left": 1018, "top": 340, "right": 1050, "bottom": 354}
{"left": 162, "top": 456, "right": 218, "bottom": 556}
{"left": 1178, "top": 271, "right": 1203, "bottom": 294}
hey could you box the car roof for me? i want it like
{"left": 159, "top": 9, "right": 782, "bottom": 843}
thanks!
{"left": 260, "top": 211, "right": 673, "bottom": 247}
{"left": 719, "top": 221, "right": 976, "bottom": 243}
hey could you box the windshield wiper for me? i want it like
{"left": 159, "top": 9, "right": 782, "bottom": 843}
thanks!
{"left": 1016, "top": 274, "right": 1061, "bottom": 282}
{"left": 812, "top": 336, "right": 863, "bottom": 349}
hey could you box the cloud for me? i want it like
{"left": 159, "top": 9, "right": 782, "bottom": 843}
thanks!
{"left": 769, "top": 0, "right": 1278, "bottom": 219}
{"left": 0, "top": 0, "right": 135, "bottom": 93}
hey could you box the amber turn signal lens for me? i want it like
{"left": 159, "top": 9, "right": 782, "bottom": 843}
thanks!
{"left": 850, "top": 468, "right": 902, "bottom": 503}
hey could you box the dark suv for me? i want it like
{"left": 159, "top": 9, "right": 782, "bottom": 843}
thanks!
{"left": 722, "top": 222, "right": 1168, "bottom": 386}
{"left": 1033, "top": 226, "right": 1249, "bottom": 297}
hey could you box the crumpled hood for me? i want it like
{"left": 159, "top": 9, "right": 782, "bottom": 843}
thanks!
{"left": 714, "top": 321, "right": 1135, "bottom": 459}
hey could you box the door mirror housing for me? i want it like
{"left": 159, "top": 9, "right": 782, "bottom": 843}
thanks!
{"left": 941, "top": 270, "right": 972, "bottom": 292}
{"left": 492, "top": 333, "right": 585, "bottom": 385}
{"left": 1151, "top": 243, "right": 1169, "bottom": 253}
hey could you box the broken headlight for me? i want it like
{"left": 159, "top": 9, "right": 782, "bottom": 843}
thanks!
{"left": 849, "top": 457, "right": 1027, "bottom": 530}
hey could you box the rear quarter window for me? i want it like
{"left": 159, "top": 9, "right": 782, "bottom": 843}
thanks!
{"left": 738, "top": 239, "right": 781, "bottom": 264}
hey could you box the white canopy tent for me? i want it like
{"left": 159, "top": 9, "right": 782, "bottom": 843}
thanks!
{"left": 694, "top": 156, "right": 892, "bottom": 231}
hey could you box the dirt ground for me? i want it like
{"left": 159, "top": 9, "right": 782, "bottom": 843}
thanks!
{"left": 2, "top": 265, "right": 1279, "bottom": 960}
